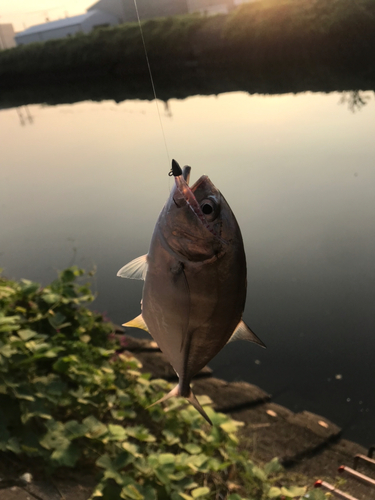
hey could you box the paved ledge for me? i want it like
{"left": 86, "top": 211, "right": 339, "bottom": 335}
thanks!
{"left": 122, "top": 333, "right": 374, "bottom": 499}
{"left": 192, "top": 377, "right": 270, "bottom": 413}
{"left": 230, "top": 404, "right": 341, "bottom": 466}
{"left": 134, "top": 350, "right": 213, "bottom": 380}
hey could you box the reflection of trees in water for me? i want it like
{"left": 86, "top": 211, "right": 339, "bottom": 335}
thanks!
{"left": 16, "top": 106, "right": 34, "bottom": 126}
{"left": 339, "top": 91, "right": 373, "bottom": 112}
{"left": 163, "top": 100, "right": 172, "bottom": 118}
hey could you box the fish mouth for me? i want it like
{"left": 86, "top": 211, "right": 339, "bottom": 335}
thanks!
{"left": 190, "top": 174, "right": 215, "bottom": 194}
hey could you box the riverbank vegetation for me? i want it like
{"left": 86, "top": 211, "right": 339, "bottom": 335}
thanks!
{"left": 0, "top": 0, "right": 374, "bottom": 102}
{"left": 0, "top": 267, "right": 326, "bottom": 499}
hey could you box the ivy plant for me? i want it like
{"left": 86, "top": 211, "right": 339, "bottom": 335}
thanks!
{"left": 0, "top": 267, "right": 326, "bottom": 500}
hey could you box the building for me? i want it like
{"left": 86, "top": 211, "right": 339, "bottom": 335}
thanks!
{"left": 87, "top": 0, "right": 254, "bottom": 21}
{"left": 187, "top": 0, "right": 255, "bottom": 15}
{"left": 15, "top": 10, "right": 119, "bottom": 46}
{"left": 0, "top": 24, "right": 16, "bottom": 50}
{"left": 87, "top": 0, "right": 189, "bottom": 23}
{"left": 14, "top": 0, "right": 256, "bottom": 46}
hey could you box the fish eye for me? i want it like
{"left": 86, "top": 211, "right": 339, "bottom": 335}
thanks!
{"left": 200, "top": 198, "right": 218, "bottom": 220}
{"left": 202, "top": 203, "right": 213, "bottom": 215}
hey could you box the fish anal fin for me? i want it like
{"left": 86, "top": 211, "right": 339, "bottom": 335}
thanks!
{"left": 123, "top": 314, "right": 149, "bottom": 333}
{"left": 228, "top": 320, "right": 266, "bottom": 348}
{"left": 117, "top": 254, "right": 148, "bottom": 280}
{"left": 146, "top": 385, "right": 212, "bottom": 425}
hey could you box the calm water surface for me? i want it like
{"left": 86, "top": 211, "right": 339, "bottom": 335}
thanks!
{"left": 1, "top": 91, "right": 374, "bottom": 446}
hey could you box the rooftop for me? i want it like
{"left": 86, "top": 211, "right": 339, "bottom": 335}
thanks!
{"left": 15, "top": 11, "right": 97, "bottom": 37}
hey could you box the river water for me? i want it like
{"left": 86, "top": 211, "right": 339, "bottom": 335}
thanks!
{"left": 1, "top": 90, "right": 374, "bottom": 446}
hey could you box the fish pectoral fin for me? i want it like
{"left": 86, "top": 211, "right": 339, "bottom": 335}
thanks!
{"left": 146, "top": 384, "right": 212, "bottom": 425}
{"left": 227, "top": 320, "right": 266, "bottom": 348}
{"left": 123, "top": 314, "right": 149, "bottom": 333}
{"left": 117, "top": 254, "right": 148, "bottom": 280}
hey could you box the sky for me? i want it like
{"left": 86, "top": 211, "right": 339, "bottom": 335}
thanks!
{"left": 1, "top": 0, "right": 94, "bottom": 32}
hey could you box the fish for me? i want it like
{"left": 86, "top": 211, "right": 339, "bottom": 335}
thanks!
{"left": 117, "top": 160, "right": 265, "bottom": 424}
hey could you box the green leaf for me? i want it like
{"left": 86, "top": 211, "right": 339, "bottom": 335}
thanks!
{"left": 40, "top": 420, "right": 69, "bottom": 450}
{"left": 96, "top": 454, "right": 113, "bottom": 470}
{"left": 20, "top": 280, "right": 39, "bottom": 296}
{"left": 268, "top": 487, "right": 282, "bottom": 498}
{"left": 0, "top": 285, "right": 16, "bottom": 299}
{"left": 107, "top": 424, "right": 127, "bottom": 441}
{"left": 6, "top": 437, "right": 21, "bottom": 454}
{"left": 51, "top": 442, "right": 80, "bottom": 467}
{"left": 13, "top": 388, "right": 35, "bottom": 401}
{"left": 122, "top": 442, "right": 140, "bottom": 457}
{"left": 113, "top": 451, "right": 133, "bottom": 469}
{"left": 64, "top": 420, "right": 88, "bottom": 439}
{"left": 252, "top": 465, "right": 267, "bottom": 481}
{"left": 280, "top": 486, "right": 307, "bottom": 497}
{"left": 83, "top": 415, "right": 107, "bottom": 439}
{"left": 196, "top": 395, "right": 212, "bottom": 406}
{"left": 0, "top": 344, "right": 16, "bottom": 357}
{"left": 126, "top": 426, "right": 156, "bottom": 442}
{"left": 191, "top": 488, "right": 210, "bottom": 499}
{"left": 220, "top": 420, "right": 244, "bottom": 433}
{"left": 59, "top": 268, "right": 77, "bottom": 283}
{"left": 175, "top": 494, "right": 193, "bottom": 500}
{"left": 120, "top": 484, "right": 143, "bottom": 500}
{"left": 264, "top": 457, "right": 283, "bottom": 476}
{"left": 154, "top": 467, "right": 170, "bottom": 485}
{"left": 111, "top": 408, "right": 136, "bottom": 420}
{"left": 0, "top": 315, "right": 21, "bottom": 325}
{"left": 48, "top": 312, "right": 67, "bottom": 329}
{"left": 17, "top": 329, "right": 37, "bottom": 341}
{"left": 184, "top": 443, "right": 202, "bottom": 454}
{"left": 42, "top": 292, "right": 60, "bottom": 304}
{"left": 162, "top": 430, "right": 180, "bottom": 445}
{"left": 158, "top": 453, "right": 175, "bottom": 465}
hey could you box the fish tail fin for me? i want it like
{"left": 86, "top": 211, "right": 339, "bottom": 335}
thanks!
{"left": 146, "top": 384, "right": 212, "bottom": 425}
{"left": 187, "top": 388, "right": 213, "bottom": 426}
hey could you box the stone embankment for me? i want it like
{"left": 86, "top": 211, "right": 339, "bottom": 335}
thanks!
{"left": 2, "top": 332, "right": 374, "bottom": 500}
{"left": 125, "top": 334, "right": 374, "bottom": 500}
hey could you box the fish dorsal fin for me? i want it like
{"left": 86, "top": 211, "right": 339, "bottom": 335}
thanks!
{"left": 227, "top": 320, "right": 266, "bottom": 348}
{"left": 123, "top": 314, "right": 149, "bottom": 333}
{"left": 117, "top": 254, "right": 148, "bottom": 280}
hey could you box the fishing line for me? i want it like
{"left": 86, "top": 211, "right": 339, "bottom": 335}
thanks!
{"left": 133, "top": 0, "right": 171, "bottom": 167}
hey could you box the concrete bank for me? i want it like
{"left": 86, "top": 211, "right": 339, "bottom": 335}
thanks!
{"left": 124, "top": 333, "right": 374, "bottom": 500}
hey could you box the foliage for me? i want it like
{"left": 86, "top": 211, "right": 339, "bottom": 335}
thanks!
{"left": 0, "top": 267, "right": 325, "bottom": 499}
{"left": 1, "top": 0, "right": 375, "bottom": 85}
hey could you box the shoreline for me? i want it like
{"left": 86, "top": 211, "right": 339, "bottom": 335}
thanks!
{"left": 1, "top": 0, "right": 375, "bottom": 105}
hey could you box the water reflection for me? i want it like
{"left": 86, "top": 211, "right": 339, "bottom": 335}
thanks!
{"left": 16, "top": 106, "right": 34, "bottom": 126}
{"left": 339, "top": 90, "right": 373, "bottom": 113}
{"left": 1, "top": 91, "right": 375, "bottom": 447}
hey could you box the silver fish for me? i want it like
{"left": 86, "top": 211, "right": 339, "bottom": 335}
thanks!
{"left": 117, "top": 160, "right": 265, "bottom": 424}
